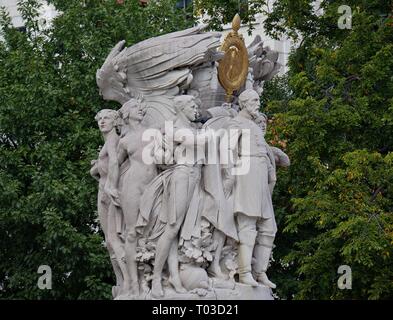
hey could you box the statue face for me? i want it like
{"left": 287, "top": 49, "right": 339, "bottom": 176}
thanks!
{"left": 182, "top": 98, "right": 198, "bottom": 121}
{"left": 97, "top": 110, "right": 116, "bottom": 133}
{"left": 245, "top": 91, "right": 260, "bottom": 117}
{"left": 128, "top": 103, "right": 144, "bottom": 122}
{"left": 256, "top": 117, "right": 267, "bottom": 135}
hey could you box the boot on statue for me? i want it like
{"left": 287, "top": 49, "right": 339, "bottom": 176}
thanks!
{"left": 253, "top": 235, "right": 276, "bottom": 289}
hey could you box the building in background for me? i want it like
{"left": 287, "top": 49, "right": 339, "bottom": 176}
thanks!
{"left": 221, "top": 12, "right": 292, "bottom": 74}
{"left": 0, "top": 0, "right": 57, "bottom": 29}
{"left": 0, "top": 0, "right": 292, "bottom": 73}
{"left": 220, "top": 0, "right": 293, "bottom": 75}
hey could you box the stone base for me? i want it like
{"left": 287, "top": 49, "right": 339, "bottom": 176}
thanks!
{"left": 116, "top": 282, "right": 273, "bottom": 300}
{"left": 215, "top": 283, "right": 273, "bottom": 300}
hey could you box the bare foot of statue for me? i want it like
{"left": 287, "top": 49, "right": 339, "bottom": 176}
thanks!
{"left": 151, "top": 278, "right": 164, "bottom": 298}
{"left": 208, "top": 264, "right": 229, "bottom": 280}
{"left": 168, "top": 277, "right": 187, "bottom": 294}
{"left": 112, "top": 285, "right": 120, "bottom": 298}
{"left": 118, "top": 281, "right": 133, "bottom": 297}
{"left": 128, "top": 281, "right": 140, "bottom": 296}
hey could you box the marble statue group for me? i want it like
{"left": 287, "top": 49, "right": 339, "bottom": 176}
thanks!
{"left": 90, "top": 16, "right": 289, "bottom": 300}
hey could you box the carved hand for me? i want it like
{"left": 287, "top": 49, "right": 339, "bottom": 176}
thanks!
{"left": 105, "top": 186, "right": 121, "bottom": 207}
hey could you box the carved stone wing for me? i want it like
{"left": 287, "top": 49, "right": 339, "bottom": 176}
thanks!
{"left": 97, "top": 25, "right": 222, "bottom": 126}
{"left": 247, "top": 35, "right": 282, "bottom": 93}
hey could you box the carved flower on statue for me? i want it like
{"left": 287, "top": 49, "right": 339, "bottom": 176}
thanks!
{"left": 178, "top": 219, "right": 215, "bottom": 267}
{"left": 136, "top": 238, "right": 156, "bottom": 263}
{"left": 135, "top": 237, "right": 157, "bottom": 284}
{"left": 136, "top": 250, "right": 155, "bottom": 263}
{"left": 224, "top": 257, "right": 238, "bottom": 279}
{"left": 203, "top": 251, "right": 213, "bottom": 262}
{"left": 138, "top": 264, "right": 153, "bottom": 282}
{"left": 220, "top": 241, "right": 238, "bottom": 279}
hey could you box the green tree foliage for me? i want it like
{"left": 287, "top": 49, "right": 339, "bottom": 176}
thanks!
{"left": 195, "top": 0, "right": 267, "bottom": 34}
{"left": 262, "top": 0, "right": 393, "bottom": 299}
{"left": 0, "top": 0, "right": 194, "bottom": 299}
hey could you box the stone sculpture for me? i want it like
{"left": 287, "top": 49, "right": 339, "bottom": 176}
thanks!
{"left": 90, "top": 109, "right": 129, "bottom": 297}
{"left": 90, "top": 16, "right": 289, "bottom": 300}
{"left": 225, "top": 89, "right": 289, "bottom": 289}
{"left": 116, "top": 99, "right": 158, "bottom": 296}
{"left": 146, "top": 95, "right": 204, "bottom": 298}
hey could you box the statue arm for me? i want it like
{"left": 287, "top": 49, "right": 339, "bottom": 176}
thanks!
{"left": 117, "top": 140, "right": 128, "bottom": 166}
{"left": 104, "top": 137, "right": 120, "bottom": 206}
{"left": 222, "top": 126, "right": 242, "bottom": 197}
{"left": 271, "top": 147, "right": 290, "bottom": 167}
{"left": 90, "top": 160, "right": 100, "bottom": 182}
{"left": 227, "top": 125, "right": 242, "bottom": 159}
{"left": 195, "top": 130, "right": 215, "bottom": 145}
{"left": 173, "top": 129, "right": 213, "bottom": 146}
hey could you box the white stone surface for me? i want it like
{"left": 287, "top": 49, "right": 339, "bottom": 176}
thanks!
{"left": 116, "top": 283, "right": 273, "bottom": 300}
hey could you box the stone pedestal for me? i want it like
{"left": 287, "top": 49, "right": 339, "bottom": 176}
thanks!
{"left": 215, "top": 283, "right": 273, "bottom": 300}
{"left": 116, "top": 283, "right": 273, "bottom": 300}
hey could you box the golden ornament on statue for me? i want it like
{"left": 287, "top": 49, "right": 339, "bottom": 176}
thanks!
{"left": 218, "top": 14, "right": 249, "bottom": 102}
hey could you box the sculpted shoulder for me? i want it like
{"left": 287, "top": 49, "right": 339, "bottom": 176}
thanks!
{"left": 119, "top": 129, "right": 143, "bottom": 150}
{"left": 118, "top": 135, "right": 127, "bottom": 150}
{"left": 227, "top": 115, "right": 250, "bottom": 129}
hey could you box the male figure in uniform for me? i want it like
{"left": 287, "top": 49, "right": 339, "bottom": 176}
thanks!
{"left": 226, "top": 89, "right": 277, "bottom": 288}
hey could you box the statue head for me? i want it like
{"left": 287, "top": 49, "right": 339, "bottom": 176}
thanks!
{"left": 187, "top": 89, "right": 202, "bottom": 109}
{"left": 95, "top": 109, "right": 119, "bottom": 134}
{"left": 174, "top": 95, "right": 199, "bottom": 122}
{"left": 238, "top": 89, "right": 260, "bottom": 118}
{"left": 119, "top": 98, "right": 144, "bottom": 125}
{"left": 254, "top": 112, "right": 268, "bottom": 135}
